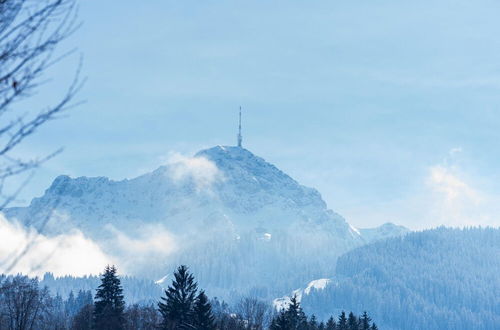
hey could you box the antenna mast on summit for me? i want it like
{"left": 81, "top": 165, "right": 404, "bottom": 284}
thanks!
{"left": 237, "top": 106, "right": 243, "bottom": 148}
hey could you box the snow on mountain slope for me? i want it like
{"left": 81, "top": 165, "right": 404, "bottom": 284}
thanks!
{"left": 273, "top": 278, "right": 333, "bottom": 311}
{"left": 3, "top": 146, "right": 405, "bottom": 298}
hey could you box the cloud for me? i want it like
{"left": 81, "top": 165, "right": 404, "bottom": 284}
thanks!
{"left": 348, "top": 148, "right": 500, "bottom": 229}
{"left": 421, "top": 152, "right": 500, "bottom": 228}
{"left": 427, "top": 165, "right": 481, "bottom": 204}
{"left": 105, "top": 224, "right": 177, "bottom": 256}
{"left": 0, "top": 215, "right": 180, "bottom": 277}
{"left": 0, "top": 216, "right": 112, "bottom": 277}
{"left": 103, "top": 224, "right": 178, "bottom": 274}
{"left": 166, "top": 153, "right": 223, "bottom": 192}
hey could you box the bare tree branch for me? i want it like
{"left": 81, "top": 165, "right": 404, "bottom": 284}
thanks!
{"left": 0, "top": 0, "right": 83, "bottom": 275}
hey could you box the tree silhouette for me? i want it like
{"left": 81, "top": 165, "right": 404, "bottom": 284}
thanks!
{"left": 360, "top": 311, "right": 372, "bottom": 330}
{"left": 347, "top": 311, "right": 359, "bottom": 330}
{"left": 158, "top": 265, "right": 198, "bottom": 330}
{"left": 93, "top": 265, "right": 125, "bottom": 330}
{"left": 338, "top": 311, "right": 348, "bottom": 330}
{"left": 192, "top": 290, "right": 216, "bottom": 330}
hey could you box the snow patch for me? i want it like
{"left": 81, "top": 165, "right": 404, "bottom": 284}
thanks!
{"left": 304, "top": 278, "right": 330, "bottom": 295}
{"left": 155, "top": 275, "right": 169, "bottom": 286}
{"left": 273, "top": 278, "right": 331, "bottom": 311}
{"left": 349, "top": 224, "right": 361, "bottom": 236}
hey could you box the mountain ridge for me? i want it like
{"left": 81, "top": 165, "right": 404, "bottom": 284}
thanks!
{"left": 3, "top": 146, "right": 407, "bottom": 297}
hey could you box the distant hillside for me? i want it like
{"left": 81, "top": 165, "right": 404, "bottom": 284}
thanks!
{"left": 39, "top": 273, "right": 162, "bottom": 305}
{"left": 299, "top": 227, "right": 500, "bottom": 330}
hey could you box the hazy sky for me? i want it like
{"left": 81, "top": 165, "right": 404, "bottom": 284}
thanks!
{"left": 12, "top": 0, "right": 500, "bottom": 229}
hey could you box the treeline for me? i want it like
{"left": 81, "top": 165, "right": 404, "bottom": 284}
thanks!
{"left": 40, "top": 273, "right": 162, "bottom": 304}
{"left": 270, "top": 295, "right": 377, "bottom": 330}
{"left": 0, "top": 266, "right": 377, "bottom": 329}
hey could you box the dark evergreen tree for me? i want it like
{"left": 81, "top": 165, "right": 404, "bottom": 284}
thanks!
{"left": 270, "top": 295, "right": 308, "bottom": 330}
{"left": 347, "top": 312, "right": 359, "bottom": 330}
{"left": 158, "top": 265, "right": 198, "bottom": 330}
{"left": 370, "top": 323, "right": 378, "bottom": 330}
{"left": 72, "top": 304, "right": 94, "bottom": 330}
{"left": 338, "top": 311, "right": 348, "bottom": 330}
{"left": 360, "top": 311, "right": 371, "bottom": 330}
{"left": 309, "top": 314, "right": 319, "bottom": 329}
{"left": 325, "top": 316, "right": 336, "bottom": 330}
{"left": 192, "top": 290, "right": 216, "bottom": 330}
{"left": 285, "top": 295, "right": 308, "bottom": 329}
{"left": 318, "top": 321, "right": 326, "bottom": 330}
{"left": 270, "top": 311, "right": 289, "bottom": 330}
{"left": 93, "top": 265, "right": 125, "bottom": 330}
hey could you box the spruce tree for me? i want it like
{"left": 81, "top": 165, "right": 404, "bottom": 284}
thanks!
{"left": 192, "top": 290, "right": 216, "bottom": 330}
{"left": 93, "top": 265, "right": 125, "bottom": 330}
{"left": 370, "top": 323, "right": 378, "bottom": 330}
{"left": 309, "top": 314, "right": 319, "bottom": 330}
{"left": 270, "top": 310, "right": 289, "bottom": 330}
{"left": 360, "top": 311, "right": 372, "bottom": 330}
{"left": 158, "top": 265, "right": 198, "bottom": 330}
{"left": 338, "top": 311, "right": 348, "bottom": 330}
{"left": 347, "top": 312, "right": 359, "bottom": 330}
{"left": 285, "top": 295, "right": 308, "bottom": 330}
{"left": 325, "top": 316, "right": 336, "bottom": 330}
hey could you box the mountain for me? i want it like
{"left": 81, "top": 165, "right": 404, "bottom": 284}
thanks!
{"left": 4, "top": 146, "right": 406, "bottom": 298}
{"left": 358, "top": 222, "right": 409, "bottom": 243}
{"left": 293, "top": 227, "right": 500, "bottom": 330}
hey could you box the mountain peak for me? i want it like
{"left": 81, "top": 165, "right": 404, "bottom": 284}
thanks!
{"left": 195, "top": 145, "right": 261, "bottom": 165}
{"left": 196, "top": 145, "right": 248, "bottom": 155}
{"left": 195, "top": 146, "right": 292, "bottom": 184}
{"left": 194, "top": 145, "right": 328, "bottom": 212}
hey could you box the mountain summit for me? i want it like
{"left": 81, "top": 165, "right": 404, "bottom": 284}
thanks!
{"left": 4, "top": 146, "right": 406, "bottom": 297}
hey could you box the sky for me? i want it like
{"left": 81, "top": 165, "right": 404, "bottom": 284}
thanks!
{"left": 10, "top": 0, "right": 500, "bottom": 230}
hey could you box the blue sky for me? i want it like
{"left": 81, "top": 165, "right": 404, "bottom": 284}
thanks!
{"left": 12, "top": 0, "right": 500, "bottom": 229}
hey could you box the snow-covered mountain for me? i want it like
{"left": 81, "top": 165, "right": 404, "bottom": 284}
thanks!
{"left": 4, "top": 146, "right": 406, "bottom": 298}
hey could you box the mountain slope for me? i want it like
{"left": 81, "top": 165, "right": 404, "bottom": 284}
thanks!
{"left": 4, "top": 146, "right": 404, "bottom": 298}
{"left": 297, "top": 227, "right": 500, "bottom": 330}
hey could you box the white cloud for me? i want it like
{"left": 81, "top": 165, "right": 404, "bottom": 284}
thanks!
{"left": 348, "top": 148, "right": 500, "bottom": 229}
{"left": 166, "top": 153, "right": 223, "bottom": 192}
{"left": 0, "top": 216, "right": 111, "bottom": 277}
{"left": 422, "top": 161, "right": 500, "bottom": 228}
{"left": 105, "top": 224, "right": 177, "bottom": 256}
{"left": 427, "top": 165, "right": 481, "bottom": 204}
{"left": 103, "top": 224, "right": 178, "bottom": 274}
{"left": 0, "top": 215, "right": 180, "bottom": 277}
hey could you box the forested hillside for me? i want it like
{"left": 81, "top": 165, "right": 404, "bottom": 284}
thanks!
{"left": 39, "top": 273, "right": 162, "bottom": 304}
{"left": 300, "top": 227, "right": 500, "bottom": 330}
